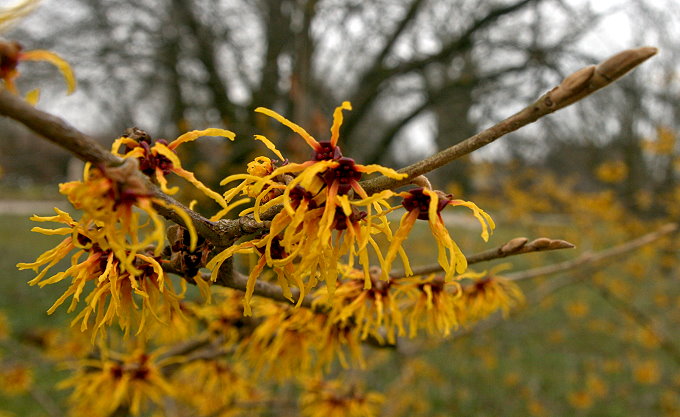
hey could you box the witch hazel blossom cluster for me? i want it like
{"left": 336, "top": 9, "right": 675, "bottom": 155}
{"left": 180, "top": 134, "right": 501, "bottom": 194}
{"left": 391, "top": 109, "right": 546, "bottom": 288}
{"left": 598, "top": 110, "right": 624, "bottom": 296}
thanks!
{"left": 209, "top": 101, "right": 495, "bottom": 314}
{"left": 19, "top": 98, "right": 500, "bottom": 342}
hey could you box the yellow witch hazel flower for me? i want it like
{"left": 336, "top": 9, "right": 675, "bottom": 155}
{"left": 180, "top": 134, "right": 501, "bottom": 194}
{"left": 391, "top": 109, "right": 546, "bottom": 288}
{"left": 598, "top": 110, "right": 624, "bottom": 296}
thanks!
{"left": 58, "top": 160, "right": 196, "bottom": 269}
{"left": 458, "top": 264, "right": 524, "bottom": 325}
{"left": 111, "top": 127, "right": 235, "bottom": 209}
{"left": 300, "top": 378, "right": 385, "bottom": 417}
{"left": 237, "top": 298, "right": 365, "bottom": 379}
{"left": 0, "top": 1, "right": 76, "bottom": 101}
{"left": 171, "top": 359, "right": 262, "bottom": 416}
{"left": 211, "top": 101, "right": 406, "bottom": 314}
{"left": 396, "top": 273, "right": 465, "bottom": 338}
{"left": 237, "top": 301, "right": 324, "bottom": 381}
{"left": 19, "top": 159, "right": 198, "bottom": 340}
{"left": 384, "top": 187, "right": 495, "bottom": 281}
{"left": 60, "top": 345, "right": 175, "bottom": 417}
{"left": 17, "top": 208, "right": 186, "bottom": 340}
{"left": 0, "top": 363, "right": 33, "bottom": 396}
{"left": 313, "top": 266, "right": 409, "bottom": 345}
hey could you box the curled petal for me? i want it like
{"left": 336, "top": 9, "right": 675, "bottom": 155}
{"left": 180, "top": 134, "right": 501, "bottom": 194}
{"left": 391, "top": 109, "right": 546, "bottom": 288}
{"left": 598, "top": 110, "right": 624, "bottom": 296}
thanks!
{"left": 330, "top": 101, "right": 352, "bottom": 147}
{"left": 24, "top": 88, "right": 39, "bottom": 104}
{"left": 256, "top": 106, "right": 319, "bottom": 150}
{"left": 384, "top": 210, "right": 419, "bottom": 276}
{"left": 357, "top": 164, "right": 407, "bottom": 180}
{"left": 210, "top": 197, "right": 251, "bottom": 221}
{"left": 206, "top": 241, "right": 254, "bottom": 282}
{"left": 155, "top": 168, "right": 179, "bottom": 195}
{"left": 20, "top": 49, "right": 76, "bottom": 94}
{"left": 110, "top": 137, "right": 139, "bottom": 155}
{"left": 154, "top": 143, "right": 227, "bottom": 208}
{"left": 449, "top": 199, "right": 496, "bottom": 241}
{"left": 254, "top": 134, "right": 285, "bottom": 160}
{"left": 169, "top": 128, "right": 235, "bottom": 150}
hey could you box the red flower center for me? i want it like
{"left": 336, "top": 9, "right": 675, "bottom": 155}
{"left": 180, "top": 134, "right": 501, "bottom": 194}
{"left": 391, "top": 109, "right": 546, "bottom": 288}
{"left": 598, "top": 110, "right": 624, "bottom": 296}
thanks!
{"left": 332, "top": 206, "right": 367, "bottom": 230}
{"left": 323, "top": 157, "right": 362, "bottom": 195}
{"left": 289, "top": 185, "right": 317, "bottom": 210}
{"left": 256, "top": 235, "right": 288, "bottom": 260}
{"left": 401, "top": 187, "right": 451, "bottom": 220}
{"left": 0, "top": 41, "right": 22, "bottom": 79}
{"left": 313, "top": 141, "right": 342, "bottom": 161}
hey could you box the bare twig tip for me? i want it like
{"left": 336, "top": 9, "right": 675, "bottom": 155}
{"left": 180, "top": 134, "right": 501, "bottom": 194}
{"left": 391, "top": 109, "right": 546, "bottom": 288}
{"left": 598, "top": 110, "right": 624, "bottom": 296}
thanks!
{"left": 596, "top": 46, "right": 658, "bottom": 82}
{"left": 550, "top": 239, "right": 575, "bottom": 249}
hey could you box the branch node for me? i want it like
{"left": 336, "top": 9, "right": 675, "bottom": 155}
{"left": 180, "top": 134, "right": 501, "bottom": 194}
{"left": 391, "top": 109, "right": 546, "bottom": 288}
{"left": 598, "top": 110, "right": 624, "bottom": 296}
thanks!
{"left": 501, "top": 237, "right": 528, "bottom": 253}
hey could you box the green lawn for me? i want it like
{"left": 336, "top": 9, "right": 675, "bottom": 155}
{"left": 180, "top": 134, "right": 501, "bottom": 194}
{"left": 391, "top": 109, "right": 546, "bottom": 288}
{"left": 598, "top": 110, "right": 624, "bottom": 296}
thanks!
{"left": 0, "top": 215, "right": 71, "bottom": 330}
{"left": 1, "top": 212, "right": 678, "bottom": 416}
{"left": 0, "top": 214, "right": 71, "bottom": 417}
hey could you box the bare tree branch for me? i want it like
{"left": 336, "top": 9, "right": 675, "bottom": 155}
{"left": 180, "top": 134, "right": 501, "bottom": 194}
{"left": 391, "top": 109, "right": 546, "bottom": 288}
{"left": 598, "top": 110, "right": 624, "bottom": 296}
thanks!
{"left": 363, "top": 63, "right": 530, "bottom": 164}
{"left": 170, "top": 0, "right": 237, "bottom": 123}
{"left": 505, "top": 222, "right": 677, "bottom": 281}
{"left": 342, "top": 0, "right": 541, "bottom": 141}
{"left": 176, "top": 235, "right": 574, "bottom": 309}
{"left": 374, "top": 0, "right": 426, "bottom": 67}
{"left": 0, "top": 89, "right": 121, "bottom": 166}
{"left": 389, "top": 236, "right": 574, "bottom": 279}
{"left": 360, "top": 46, "right": 659, "bottom": 194}
{"left": 455, "top": 223, "right": 680, "bottom": 365}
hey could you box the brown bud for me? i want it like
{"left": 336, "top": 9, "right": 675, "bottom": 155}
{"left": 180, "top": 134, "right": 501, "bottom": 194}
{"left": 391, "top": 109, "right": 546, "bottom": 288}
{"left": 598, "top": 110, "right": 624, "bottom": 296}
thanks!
{"left": 548, "top": 239, "right": 575, "bottom": 249}
{"left": 501, "top": 237, "right": 528, "bottom": 253}
{"left": 123, "top": 127, "right": 152, "bottom": 143}
{"left": 561, "top": 65, "right": 596, "bottom": 93}
{"left": 596, "top": 46, "right": 658, "bottom": 82}
{"left": 529, "top": 238, "right": 552, "bottom": 249}
{"left": 549, "top": 66, "right": 595, "bottom": 105}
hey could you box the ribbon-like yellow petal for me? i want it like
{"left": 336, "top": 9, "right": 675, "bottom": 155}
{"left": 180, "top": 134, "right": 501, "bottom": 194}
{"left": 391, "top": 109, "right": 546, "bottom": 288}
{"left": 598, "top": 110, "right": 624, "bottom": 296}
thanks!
{"left": 20, "top": 49, "right": 76, "bottom": 94}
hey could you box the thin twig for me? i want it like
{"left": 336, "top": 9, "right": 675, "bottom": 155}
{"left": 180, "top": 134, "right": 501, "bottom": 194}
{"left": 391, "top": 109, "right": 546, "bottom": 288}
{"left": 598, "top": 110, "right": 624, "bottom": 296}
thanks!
{"left": 505, "top": 223, "right": 677, "bottom": 281}
{"left": 360, "top": 46, "right": 658, "bottom": 194}
{"left": 0, "top": 89, "right": 121, "bottom": 166}
{"left": 29, "top": 386, "right": 64, "bottom": 417}
{"left": 453, "top": 222, "right": 678, "bottom": 338}
{"left": 163, "top": 263, "right": 314, "bottom": 309}
{"left": 172, "top": 235, "right": 575, "bottom": 309}
{"left": 389, "top": 236, "right": 575, "bottom": 278}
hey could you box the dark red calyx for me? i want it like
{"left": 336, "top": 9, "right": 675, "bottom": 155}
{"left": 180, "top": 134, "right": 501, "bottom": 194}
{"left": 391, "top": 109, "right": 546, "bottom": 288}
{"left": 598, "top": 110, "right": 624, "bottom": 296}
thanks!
{"left": 76, "top": 233, "right": 92, "bottom": 247}
{"left": 323, "top": 157, "right": 362, "bottom": 195}
{"left": 472, "top": 277, "right": 492, "bottom": 293}
{"left": 0, "top": 41, "right": 22, "bottom": 78}
{"left": 313, "top": 141, "right": 342, "bottom": 161}
{"left": 332, "top": 206, "right": 367, "bottom": 230}
{"left": 127, "top": 138, "right": 174, "bottom": 176}
{"left": 289, "top": 185, "right": 317, "bottom": 210}
{"left": 256, "top": 235, "right": 287, "bottom": 260}
{"left": 401, "top": 187, "right": 451, "bottom": 220}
